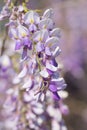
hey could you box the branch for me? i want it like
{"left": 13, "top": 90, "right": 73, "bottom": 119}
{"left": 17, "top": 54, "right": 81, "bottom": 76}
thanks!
{"left": 0, "top": 29, "right": 7, "bottom": 56}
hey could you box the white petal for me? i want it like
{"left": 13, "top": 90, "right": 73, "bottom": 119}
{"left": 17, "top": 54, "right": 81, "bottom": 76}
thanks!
{"left": 17, "top": 25, "right": 28, "bottom": 38}
{"left": 12, "top": 77, "right": 21, "bottom": 84}
{"left": 46, "top": 36, "right": 59, "bottom": 45}
{"left": 54, "top": 109, "right": 62, "bottom": 121}
{"left": 39, "top": 18, "right": 54, "bottom": 30}
{"left": 24, "top": 11, "right": 40, "bottom": 24}
{"left": 6, "top": 88, "right": 14, "bottom": 94}
{"left": 24, "top": 91, "right": 35, "bottom": 101}
{"left": 52, "top": 46, "right": 61, "bottom": 57}
{"left": 33, "top": 103, "right": 44, "bottom": 115}
{"left": 52, "top": 119, "right": 60, "bottom": 130}
{"left": 61, "top": 126, "right": 67, "bottom": 130}
{"left": 33, "top": 30, "right": 41, "bottom": 42}
{"left": 0, "top": 55, "right": 11, "bottom": 67}
{"left": 51, "top": 78, "right": 66, "bottom": 90}
{"left": 8, "top": 27, "right": 18, "bottom": 39}
{"left": 18, "top": 5, "right": 24, "bottom": 12}
{"left": 22, "top": 78, "right": 32, "bottom": 89}
{"left": 51, "top": 77, "right": 63, "bottom": 82}
{"left": 24, "top": 11, "right": 34, "bottom": 24}
{"left": 47, "top": 106, "right": 55, "bottom": 117}
{"left": 33, "top": 29, "right": 49, "bottom": 42}
{"left": 37, "top": 117, "right": 43, "bottom": 125}
{"left": 58, "top": 90, "right": 68, "bottom": 99}
{"left": 18, "top": 65, "right": 27, "bottom": 78}
{"left": 47, "top": 106, "right": 62, "bottom": 122}
{"left": 23, "top": 92, "right": 32, "bottom": 102}
{"left": 45, "top": 37, "right": 59, "bottom": 50}
{"left": 41, "top": 29, "right": 49, "bottom": 42}
{"left": 33, "top": 107, "right": 44, "bottom": 115}
{"left": 50, "top": 28, "right": 61, "bottom": 37}
{"left": 34, "top": 12, "right": 40, "bottom": 24}
{"left": 46, "top": 62, "right": 58, "bottom": 72}
{"left": 40, "top": 68, "right": 49, "bottom": 78}
{"left": 51, "top": 78, "right": 65, "bottom": 85}
{"left": 43, "top": 8, "right": 54, "bottom": 18}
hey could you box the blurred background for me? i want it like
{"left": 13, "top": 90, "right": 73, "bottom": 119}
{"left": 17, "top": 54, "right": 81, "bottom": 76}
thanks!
{"left": 0, "top": 0, "right": 87, "bottom": 130}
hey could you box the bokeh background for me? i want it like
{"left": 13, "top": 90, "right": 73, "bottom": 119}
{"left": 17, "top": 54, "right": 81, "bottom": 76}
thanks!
{"left": 0, "top": 0, "right": 87, "bottom": 130}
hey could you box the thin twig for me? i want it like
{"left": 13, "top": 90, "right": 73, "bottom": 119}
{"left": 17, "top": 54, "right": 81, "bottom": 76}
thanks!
{"left": 0, "top": 30, "right": 7, "bottom": 56}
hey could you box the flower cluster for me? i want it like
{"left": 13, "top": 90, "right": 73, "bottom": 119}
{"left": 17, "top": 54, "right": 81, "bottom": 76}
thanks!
{"left": 0, "top": 0, "right": 11, "bottom": 21}
{"left": 3, "top": 87, "right": 68, "bottom": 130}
{"left": 0, "top": 1, "right": 68, "bottom": 130}
{"left": 0, "top": 55, "right": 15, "bottom": 128}
{"left": 0, "top": 56, "right": 68, "bottom": 130}
{"left": 8, "top": 6, "right": 66, "bottom": 101}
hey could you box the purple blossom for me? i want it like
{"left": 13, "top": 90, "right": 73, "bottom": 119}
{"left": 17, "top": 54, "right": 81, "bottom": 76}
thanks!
{"left": 7, "top": 7, "right": 67, "bottom": 101}
{"left": 0, "top": 0, "right": 11, "bottom": 21}
{"left": 0, "top": 3, "right": 68, "bottom": 130}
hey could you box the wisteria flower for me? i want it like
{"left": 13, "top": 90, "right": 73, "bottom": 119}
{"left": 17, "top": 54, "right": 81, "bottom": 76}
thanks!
{"left": 0, "top": 3, "right": 68, "bottom": 130}
{"left": 24, "top": 10, "right": 40, "bottom": 32}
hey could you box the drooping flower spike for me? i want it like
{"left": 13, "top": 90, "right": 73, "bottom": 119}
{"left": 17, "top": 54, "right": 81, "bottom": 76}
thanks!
{"left": 0, "top": 2, "right": 68, "bottom": 130}
{"left": 8, "top": 8, "right": 67, "bottom": 101}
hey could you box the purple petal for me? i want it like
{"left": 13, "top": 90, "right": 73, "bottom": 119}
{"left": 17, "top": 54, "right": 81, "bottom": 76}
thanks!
{"left": 28, "top": 41, "right": 32, "bottom": 50}
{"left": 22, "top": 37, "right": 29, "bottom": 46}
{"left": 36, "top": 42, "right": 44, "bottom": 52}
{"left": 29, "top": 24, "right": 37, "bottom": 32}
{"left": 47, "top": 69, "right": 53, "bottom": 75}
{"left": 51, "top": 78, "right": 66, "bottom": 90}
{"left": 22, "top": 37, "right": 32, "bottom": 49}
{"left": 46, "top": 61, "right": 58, "bottom": 72}
{"left": 59, "top": 101, "right": 69, "bottom": 115}
{"left": 52, "top": 92, "right": 60, "bottom": 100}
{"left": 49, "top": 84, "right": 57, "bottom": 92}
{"left": 22, "top": 46, "right": 27, "bottom": 59}
{"left": 15, "top": 40, "right": 22, "bottom": 50}
{"left": 51, "top": 77, "right": 65, "bottom": 85}
{"left": 45, "top": 47, "right": 52, "bottom": 56}
{"left": 8, "top": 26, "right": 18, "bottom": 40}
{"left": 51, "top": 58, "right": 58, "bottom": 67}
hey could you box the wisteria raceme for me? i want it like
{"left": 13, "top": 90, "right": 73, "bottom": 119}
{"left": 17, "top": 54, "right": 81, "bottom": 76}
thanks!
{"left": 0, "top": 1, "right": 68, "bottom": 130}
{"left": 8, "top": 6, "right": 66, "bottom": 101}
{"left": 0, "top": 56, "right": 68, "bottom": 130}
{"left": 0, "top": 55, "right": 16, "bottom": 127}
{"left": 3, "top": 87, "right": 68, "bottom": 130}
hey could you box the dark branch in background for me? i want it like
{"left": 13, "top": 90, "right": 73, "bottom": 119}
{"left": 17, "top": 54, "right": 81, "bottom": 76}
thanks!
{"left": 14, "top": 0, "right": 18, "bottom": 5}
{"left": 0, "top": 29, "right": 7, "bottom": 56}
